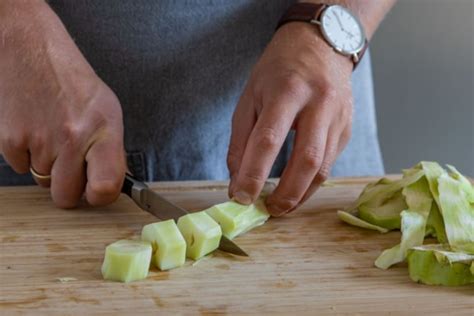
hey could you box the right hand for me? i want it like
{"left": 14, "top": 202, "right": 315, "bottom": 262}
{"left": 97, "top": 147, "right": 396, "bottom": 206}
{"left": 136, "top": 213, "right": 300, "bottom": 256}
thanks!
{"left": 0, "top": 1, "right": 126, "bottom": 208}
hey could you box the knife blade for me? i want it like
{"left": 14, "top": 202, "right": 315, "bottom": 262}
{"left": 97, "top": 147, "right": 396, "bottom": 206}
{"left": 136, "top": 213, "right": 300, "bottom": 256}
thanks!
{"left": 121, "top": 174, "right": 248, "bottom": 257}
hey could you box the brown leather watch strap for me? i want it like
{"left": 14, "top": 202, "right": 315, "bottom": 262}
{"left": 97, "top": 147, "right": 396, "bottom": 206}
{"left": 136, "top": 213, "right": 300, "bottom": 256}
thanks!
{"left": 276, "top": 2, "right": 368, "bottom": 70}
{"left": 277, "top": 3, "right": 327, "bottom": 28}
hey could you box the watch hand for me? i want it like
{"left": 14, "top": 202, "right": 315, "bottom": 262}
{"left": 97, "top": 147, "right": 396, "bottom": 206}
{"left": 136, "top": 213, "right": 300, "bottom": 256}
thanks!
{"left": 333, "top": 11, "right": 345, "bottom": 31}
{"left": 344, "top": 29, "right": 355, "bottom": 38}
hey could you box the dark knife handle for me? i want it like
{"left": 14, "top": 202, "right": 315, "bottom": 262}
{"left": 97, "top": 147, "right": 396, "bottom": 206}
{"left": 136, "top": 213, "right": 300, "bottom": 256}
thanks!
{"left": 121, "top": 173, "right": 147, "bottom": 197}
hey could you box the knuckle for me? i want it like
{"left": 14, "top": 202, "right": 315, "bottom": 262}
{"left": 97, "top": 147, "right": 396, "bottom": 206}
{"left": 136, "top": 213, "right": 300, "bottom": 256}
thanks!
{"left": 60, "top": 123, "right": 84, "bottom": 147}
{"left": 318, "top": 81, "right": 338, "bottom": 102}
{"left": 280, "top": 72, "right": 310, "bottom": 98}
{"left": 3, "top": 133, "right": 27, "bottom": 151}
{"left": 300, "top": 146, "right": 324, "bottom": 170}
{"left": 241, "top": 169, "right": 266, "bottom": 184}
{"left": 316, "top": 164, "right": 331, "bottom": 183}
{"left": 30, "top": 132, "right": 48, "bottom": 153}
{"left": 254, "top": 127, "right": 280, "bottom": 151}
{"left": 88, "top": 108, "right": 111, "bottom": 131}
{"left": 97, "top": 90, "right": 123, "bottom": 121}
{"left": 226, "top": 146, "right": 242, "bottom": 170}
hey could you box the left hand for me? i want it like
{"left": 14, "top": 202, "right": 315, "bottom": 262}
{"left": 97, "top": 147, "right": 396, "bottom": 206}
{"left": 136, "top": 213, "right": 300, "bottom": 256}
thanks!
{"left": 227, "top": 23, "right": 354, "bottom": 216}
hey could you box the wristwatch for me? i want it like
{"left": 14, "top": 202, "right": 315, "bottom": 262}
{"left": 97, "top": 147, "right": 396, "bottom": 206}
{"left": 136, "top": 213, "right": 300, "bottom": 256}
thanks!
{"left": 277, "top": 3, "right": 368, "bottom": 69}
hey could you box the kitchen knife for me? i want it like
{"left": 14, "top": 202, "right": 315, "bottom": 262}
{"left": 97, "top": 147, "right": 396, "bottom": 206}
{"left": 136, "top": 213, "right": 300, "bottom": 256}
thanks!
{"left": 121, "top": 174, "right": 248, "bottom": 257}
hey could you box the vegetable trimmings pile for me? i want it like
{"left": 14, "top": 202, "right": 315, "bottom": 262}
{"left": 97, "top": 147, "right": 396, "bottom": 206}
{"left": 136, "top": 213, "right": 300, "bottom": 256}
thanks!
{"left": 338, "top": 161, "right": 474, "bottom": 286}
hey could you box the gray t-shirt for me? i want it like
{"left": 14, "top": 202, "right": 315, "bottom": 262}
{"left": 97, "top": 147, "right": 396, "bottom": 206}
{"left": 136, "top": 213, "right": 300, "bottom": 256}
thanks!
{"left": 0, "top": 0, "right": 383, "bottom": 185}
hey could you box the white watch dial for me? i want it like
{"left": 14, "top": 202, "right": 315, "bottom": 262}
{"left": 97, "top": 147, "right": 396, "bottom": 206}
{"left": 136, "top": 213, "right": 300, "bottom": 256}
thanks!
{"left": 320, "top": 5, "right": 365, "bottom": 55}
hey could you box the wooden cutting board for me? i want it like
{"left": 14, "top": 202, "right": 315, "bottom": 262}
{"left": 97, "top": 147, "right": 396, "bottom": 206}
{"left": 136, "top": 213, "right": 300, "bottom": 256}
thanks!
{"left": 0, "top": 177, "right": 472, "bottom": 315}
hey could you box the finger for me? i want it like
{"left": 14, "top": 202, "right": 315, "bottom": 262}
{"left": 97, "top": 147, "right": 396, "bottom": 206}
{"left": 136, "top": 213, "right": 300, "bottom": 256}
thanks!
{"left": 50, "top": 143, "right": 87, "bottom": 209}
{"left": 231, "top": 84, "right": 308, "bottom": 204}
{"left": 227, "top": 86, "right": 257, "bottom": 198}
{"left": 265, "top": 105, "right": 330, "bottom": 216}
{"left": 85, "top": 136, "right": 126, "bottom": 206}
{"left": 0, "top": 134, "right": 30, "bottom": 174}
{"left": 295, "top": 123, "right": 351, "bottom": 209}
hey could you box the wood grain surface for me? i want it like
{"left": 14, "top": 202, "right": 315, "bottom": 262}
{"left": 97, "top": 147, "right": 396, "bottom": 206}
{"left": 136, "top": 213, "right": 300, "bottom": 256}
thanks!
{"left": 0, "top": 177, "right": 472, "bottom": 315}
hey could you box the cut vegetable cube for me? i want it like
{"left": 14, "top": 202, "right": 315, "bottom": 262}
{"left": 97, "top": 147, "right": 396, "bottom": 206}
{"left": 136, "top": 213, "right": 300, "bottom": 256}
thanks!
{"left": 141, "top": 220, "right": 186, "bottom": 271}
{"left": 205, "top": 199, "right": 270, "bottom": 240}
{"left": 177, "top": 211, "right": 222, "bottom": 260}
{"left": 101, "top": 240, "right": 152, "bottom": 283}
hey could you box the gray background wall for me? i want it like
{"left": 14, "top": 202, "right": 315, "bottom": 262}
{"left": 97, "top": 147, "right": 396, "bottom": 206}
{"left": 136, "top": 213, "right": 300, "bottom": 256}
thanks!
{"left": 370, "top": 0, "right": 473, "bottom": 176}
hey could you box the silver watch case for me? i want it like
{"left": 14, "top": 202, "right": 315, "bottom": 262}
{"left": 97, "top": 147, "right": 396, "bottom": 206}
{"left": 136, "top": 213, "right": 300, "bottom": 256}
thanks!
{"left": 310, "top": 5, "right": 366, "bottom": 62}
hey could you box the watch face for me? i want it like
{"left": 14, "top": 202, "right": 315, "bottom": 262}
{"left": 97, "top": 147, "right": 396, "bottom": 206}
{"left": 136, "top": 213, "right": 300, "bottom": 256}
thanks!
{"left": 320, "top": 5, "right": 365, "bottom": 55}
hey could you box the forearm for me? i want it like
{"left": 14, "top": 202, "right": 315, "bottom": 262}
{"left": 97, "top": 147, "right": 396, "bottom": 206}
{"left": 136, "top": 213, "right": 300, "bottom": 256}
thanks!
{"left": 299, "top": 0, "right": 397, "bottom": 39}
{"left": 1, "top": 1, "right": 55, "bottom": 54}
{"left": 0, "top": 0, "right": 92, "bottom": 76}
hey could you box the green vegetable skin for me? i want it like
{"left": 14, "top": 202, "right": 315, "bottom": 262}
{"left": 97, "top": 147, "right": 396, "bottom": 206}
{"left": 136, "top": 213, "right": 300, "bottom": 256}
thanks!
{"left": 337, "top": 210, "right": 388, "bottom": 233}
{"left": 101, "top": 240, "right": 152, "bottom": 283}
{"left": 375, "top": 175, "right": 434, "bottom": 269}
{"left": 446, "top": 165, "right": 474, "bottom": 203}
{"left": 358, "top": 191, "right": 406, "bottom": 230}
{"left": 375, "top": 211, "right": 427, "bottom": 269}
{"left": 177, "top": 211, "right": 222, "bottom": 260}
{"left": 356, "top": 170, "right": 424, "bottom": 209}
{"left": 141, "top": 220, "right": 186, "bottom": 270}
{"left": 407, "top": 245, "right": 474, "bottom": 286}
{"left": 205, "top": 199, "right": 270, "bottom": 240}
{"left": 338, "top": 161, "right": 474, "bottom": 286}
{"left": 425, "top": 203, "right": 447, "bottom": 243}
{"left": 348, "top": 170, "right": 423, "bottom": 231}
{"left": 437, "top": 173, "right": 474, "bottom": 254}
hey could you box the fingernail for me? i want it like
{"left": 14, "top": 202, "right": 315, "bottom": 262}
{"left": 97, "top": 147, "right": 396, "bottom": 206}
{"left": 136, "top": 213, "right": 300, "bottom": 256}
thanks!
{"left": 233, "top": 191, "right": 252, "bottom": 205}
{"left": 267, "top": 203, "right": 288, "bottom": 217}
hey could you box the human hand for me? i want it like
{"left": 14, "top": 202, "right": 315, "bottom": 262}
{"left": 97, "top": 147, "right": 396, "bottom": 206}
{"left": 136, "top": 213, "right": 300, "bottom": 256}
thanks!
{"left": 0, "top": 1, "right": 126, "bottom": 208}
{"left": 227, "top": 23, "right": 353, "bottom": 216}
